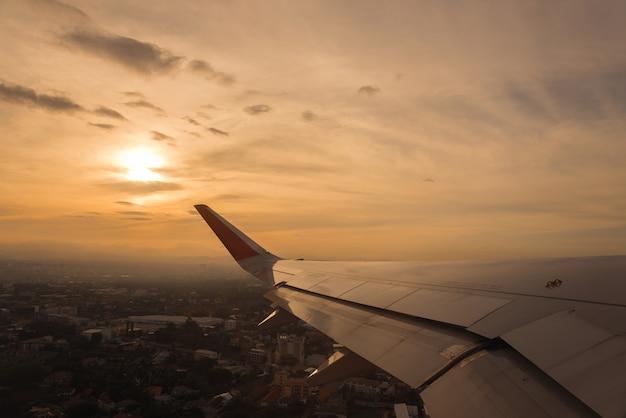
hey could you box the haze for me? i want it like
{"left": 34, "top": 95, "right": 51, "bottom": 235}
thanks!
{"left": 1, "top": 0, "right": 626, "bottom": 262}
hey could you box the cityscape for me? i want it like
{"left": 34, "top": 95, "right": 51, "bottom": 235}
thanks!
{"left": 0, "top": 259, "right": 422, "bottom": 418}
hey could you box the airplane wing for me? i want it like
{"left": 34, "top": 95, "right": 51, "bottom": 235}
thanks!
{"left": 195, "top": 204, "right": 626, "bottom": 417}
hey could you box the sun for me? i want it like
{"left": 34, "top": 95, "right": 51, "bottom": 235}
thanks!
{"left": 118, "top": 148, "right": 164, "bottom": 181}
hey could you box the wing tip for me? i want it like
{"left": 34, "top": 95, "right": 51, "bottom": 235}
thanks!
{"left": 194, "top": 203, "right": 276, "bottom": 262}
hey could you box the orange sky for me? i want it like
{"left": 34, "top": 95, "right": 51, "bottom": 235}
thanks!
{"left": 1, "top": 0, "right": 626, "bottom": 262}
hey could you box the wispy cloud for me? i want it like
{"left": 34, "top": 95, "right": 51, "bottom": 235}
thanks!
{"left": 125, "top": 100, "right": 163, "bottom": 113}
{"left": 63, "top": 30, "right": 184, "bottom": 75}
{"left": 0, "top": 81, "right": 83, "bottom": 113}
{"left": 194, "top": 137, "right": 336, "bottom": 176}
{"left": 151, "top": 131, "right": 174, "bottom": 142}
{"left": 243, "top": 104, "right": 272, "bottom": 115}
{"left": 196, "top": 111, "right": 212, "bottom": 120}
{"left": 124, "top": 91, "right": 144, "bottom": 98}
{"left": 187, "top": 59, "right": 236, "bottom": 85}
{"left": 358, "top": 85, "right": 380, "bottom": 96}
{"left": 302, "top": 110, "right": 318, "bottom": 121}
{"left": 101, "top": 181, "right": 183, "bottom": 194}
{"left": 416, "top": 93, "right": 502, "bottom": 129}
{"left": 208, "top": 127, "right": 229, "bottom": 136}
{"left": 184, "top": 116, "right": 200, "bottom": 126}
{"left": 118, "top": 211, "right": 149, "bottom": 216}
{"left": 89, "top": 122, "right": 115, "bottom": 130}
{"left": 536, "top": 68, "right": 626, "bottom": 120}
{"left": 115, "top": 201, "right": 140, "bottom": 206}
{"left": 94, "top": 106, "right": 125, "bottom": 120}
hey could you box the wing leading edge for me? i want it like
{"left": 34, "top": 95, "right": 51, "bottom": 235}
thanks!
{"left": 195, "top": 204, "right": 626, "bottom": 418}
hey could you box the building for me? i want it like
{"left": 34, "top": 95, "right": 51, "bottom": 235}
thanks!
{"left": 314, "top": 396, "right": 348, "bottom": 418}
{"left": 18, "top": 336, "right": 69, "bottom": 351}
{"left": 276, "top": 333, "right": 305, "bottom": 365}
{"left": 127, "top": 315, "right": 223, "bottom": 332}
{"left": 394, "top": 403, "right": 420, "bottom": 418}
{"left": 247, "top": 347, "right": 266, "bottom": 363}
{"left": 274, "top": 370, "right": 314, "bottom": 399}
{"left": 343, "top": 377, "right": 395, "bottom": 397}
{"left": 81, "top": 329, "right": 103, "bottom": 342}
{"left": 46, "top": 313, "right": 91, "bottom": 328}
{"left": 224, "top": 319, "right": 237, "bottom": 331}
{"left": 194, "top": 349, "right": 219, "bottom": 360}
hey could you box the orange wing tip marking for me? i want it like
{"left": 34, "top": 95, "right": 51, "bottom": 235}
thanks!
{"left": 194, "top": 204, "right": 266, "bottom": 261}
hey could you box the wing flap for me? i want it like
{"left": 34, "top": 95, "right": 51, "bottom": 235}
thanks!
{"left": 421, "top": 348, "right": 598, "bottom": 418}
{"left": 503, "top": 309, "right": 626, "bottom": 417}
{"left": 265, "top": 285, "right": 484, "bottom": 388}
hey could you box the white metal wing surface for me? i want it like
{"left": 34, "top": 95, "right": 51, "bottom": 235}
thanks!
{"left": 195, "top": 204, "right": 626, "bottom": 417}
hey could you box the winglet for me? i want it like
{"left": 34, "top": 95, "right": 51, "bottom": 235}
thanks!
{"left": 194, "top": 204, "right": 278, "bottom": 264}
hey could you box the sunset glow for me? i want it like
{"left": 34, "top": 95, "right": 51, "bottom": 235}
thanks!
{"left": 119, "top": 148, "right": 164, "bottom": 182}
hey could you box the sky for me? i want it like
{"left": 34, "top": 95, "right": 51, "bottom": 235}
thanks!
{"left": 1, "top": 0, "right": 626, "bottom": 262}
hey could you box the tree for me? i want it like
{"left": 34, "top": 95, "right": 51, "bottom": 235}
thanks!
{"left": 66, "top": 400, "right": 102, "bottom": 418}
{"left": 154, "top": 322, "right": 176, "bottom": 344}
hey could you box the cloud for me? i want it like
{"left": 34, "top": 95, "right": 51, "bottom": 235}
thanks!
{"left": 115, "top": 201, "right": 139, "bottom": 206}
{"left": 416, "top": 93, "right": 502, "bottom": 127}
{"left": 214, "top": 193, "right": 245, "bottom": 201}
{"left": 101, "top": 180, "right": 183, "bottom": 194}
{"left": 184, "top": 116, "right": 200, "bottom": 126}
{"left": 125, "top": 100, "right": 163, "bottom": 113}
{"left": 496, "top": 67, "right": 626, "bottom": 127}
{"left": 118, "top": 211, "right": 149, "bottom": 216}
{"left": 187, "top": 60, "right": 236, "bottom": 85}
{"left": 243, "top": 90, "right": 275, "bottom": 97}
{"left": 94, "top": 106, "right": 125, "bottom": 120}
{"left": 302, "top": 110, "right": 318, "bottom": 121}
{"left": 602, "top": 69, "right": 626, "bottom": 112}
{"left": 499, "top": 84, "right": 552, "bottom": 123}
{"left": 124, "top": 91, "right": 144, "bottom": 98}
{"left": 38, "top": 95, "right": 83, "bottom": 112}
{"left": 151, "top": 131, "right": 173, "bottom": 141}
{"left": 194, "top": 137, "right": 336, "bottom": 176}
{"left": 0, "top": 81, "right": 83, "bottom": 113}
{"left": 196, "top": 111, "right": 212, "bottom": 120}
{"left": 63, "top": 30, "right": 184, "bottom": 75}
{"left": 89, "top": 122, "right": 115, "bottom": 130}
{"left": 358, "top": 85, "right": 380, "bottom": 96}
{"left": 208, "top": 127, "right": 229, "bottom": 136}
{"left": 546, "top": 225, "right": 626, "bottom": 239}
{"left": 243, "top": 104, "right": 272, "bottom": 115}
{"left": 182, "top": 130, "right": 201, "bottom": 138}
{"left": 536, "top": 68, "right": 626, "bottom": 120}
{"left": 542, "top": 77, "right": 605, "bottom": 119}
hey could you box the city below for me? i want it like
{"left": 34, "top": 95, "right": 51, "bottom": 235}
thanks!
{"left": 0, "top": 259, "right": 422, "bottom": 418}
